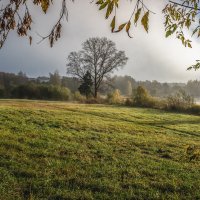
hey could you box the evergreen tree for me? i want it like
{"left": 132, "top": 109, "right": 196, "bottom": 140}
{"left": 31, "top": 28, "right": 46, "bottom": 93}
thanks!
{"left": 78, "top": 71, "right": 93, "bottom": 98}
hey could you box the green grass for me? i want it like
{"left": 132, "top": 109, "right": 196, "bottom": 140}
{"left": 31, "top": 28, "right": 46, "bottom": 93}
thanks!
{"left": 0, "top": 99, "right": 200, "bottom": 200}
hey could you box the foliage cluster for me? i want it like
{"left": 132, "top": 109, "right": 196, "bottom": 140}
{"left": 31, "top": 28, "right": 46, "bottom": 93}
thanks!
{"left": 73, "top": 91, "right": 86, "bottom": 102}
{"left": 12, "top": 83, "right": 71, "bottom": 101}
{"left": 124, "top": 85, "right": 200, "bottom": 115}
{"left": 132, "top": 86, "right": 153, "bottom": 107}
{"left": 1, "top": 0, "right": 200, "bottom": 62}
{"left": 106, "top": 89, "right": 122, "bottom": 104}
{"left": 166, "top": 90, "right": 194, "bottom": 111}
{"left": 0, "top": 71, "right": 81, "bottom": 100}
{"left": 2, "top": 72, "right": 200, "bottom": 102}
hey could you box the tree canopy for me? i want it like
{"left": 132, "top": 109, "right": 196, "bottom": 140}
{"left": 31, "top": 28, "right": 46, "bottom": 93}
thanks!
{"left": 1, "top": 0, "right": 200, "bottom": 68}
{"left": 66, "top": 37, "right": 128, "bottom": 98}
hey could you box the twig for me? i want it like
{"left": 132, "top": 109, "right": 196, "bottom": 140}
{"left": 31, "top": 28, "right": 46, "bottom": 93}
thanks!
{"left": 169, "top": 0, "right": 200, "bottom": 11}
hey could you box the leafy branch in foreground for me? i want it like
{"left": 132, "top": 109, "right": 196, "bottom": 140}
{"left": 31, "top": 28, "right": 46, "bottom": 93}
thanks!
{"left": 187, "top": 60, "right": 200, "bottom": 70}
{"left": 162, "top": 0, "right": 200, "bottom": 70}
{"left": 1, "top": 0, "right": 200, "bottom": 70}
{"left": 0, "top": 0, "right": 199, "bottom": 46}
{"left": 97, "top": 0, "right": 200, "bottom": 70}
{"left": 0, "top": 0, "right": 73, "bottom": 48}
{"left": 96, "top": 0, "right": 155, "bottom": 38}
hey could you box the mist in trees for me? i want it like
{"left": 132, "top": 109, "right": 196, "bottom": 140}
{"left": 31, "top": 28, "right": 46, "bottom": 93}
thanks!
{"left": 0, "top": 70, "right": 200, "bottom": 102}
{"left": 49, "top": 70, "right": 61, "bottom": 86}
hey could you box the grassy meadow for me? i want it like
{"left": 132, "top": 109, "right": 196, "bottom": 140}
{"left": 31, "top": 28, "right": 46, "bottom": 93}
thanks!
{"left": 0, "top": 100, "right": 200, "bottom": 200}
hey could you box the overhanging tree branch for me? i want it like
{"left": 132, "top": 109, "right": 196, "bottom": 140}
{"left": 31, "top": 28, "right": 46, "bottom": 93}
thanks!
{"left": 169, "top": 0, "right": 200, "bottom": 11}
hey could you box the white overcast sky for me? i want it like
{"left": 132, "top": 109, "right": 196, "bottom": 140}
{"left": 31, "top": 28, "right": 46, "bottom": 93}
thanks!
{"left": 0, "top": 0, "right": 200, "bottom": 82}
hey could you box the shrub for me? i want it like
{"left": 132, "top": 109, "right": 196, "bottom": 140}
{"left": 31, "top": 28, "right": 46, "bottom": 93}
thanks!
{"left": 12, "top": 84, "right": 39, "bottom": 99}
{"left": 132, "top": 86, "right": 154, "bottom": 107}
{"left": 125, "top": 98, "right": 133, "bottom": 106}
{"left": 73, "top": 92, "right": 105, "bottom": 104}
{"left": 85, "top": 97, "right": 105, "bottom": 104}
{"left": 107, "top": 89, "right": 122, "bottom": 104}
{"left": 73, "top": 91, "right": 86, "bottom": 102}
{"left": 165, "top": 90, "right": 194, "bottom": 111}
{"left": 11, "top": 84, "right": 71, "bottom": 101}
{"left": 188, "top": 104, "right": 200, "bottom": 115}
{"left": 125, "top": 86, "right": 199, "bottom": 115}
{"left": 144, "top": 96, "right": 159, "bottom": 108}
{"left": 49, "top": 86, "right": 71, "bottom": 100}
{"left": 152, "top": 98, "right": 167, "bottom": 109}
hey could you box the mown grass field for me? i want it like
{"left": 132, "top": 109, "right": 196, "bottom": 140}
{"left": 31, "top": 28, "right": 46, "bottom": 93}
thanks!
{"left": 0, "top": 100, "right": 200, "bottom": 200}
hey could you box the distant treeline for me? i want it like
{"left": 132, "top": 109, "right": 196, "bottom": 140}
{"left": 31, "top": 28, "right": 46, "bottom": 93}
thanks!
{"left": 0, "top": 71, "right": 79, "bottom": 100}
{"left": 0, "top": 71, "right": 200, "bottom": 100}
{"left": 112, "top": 76, "right": 200, "bottom": 99}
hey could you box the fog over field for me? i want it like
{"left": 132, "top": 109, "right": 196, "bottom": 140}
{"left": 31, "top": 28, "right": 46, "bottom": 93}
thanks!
{"left": 0, "top": 1, "right": 200, "bottom": 82}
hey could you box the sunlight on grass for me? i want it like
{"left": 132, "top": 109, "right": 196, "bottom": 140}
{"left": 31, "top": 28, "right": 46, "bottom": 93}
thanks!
{"left": 0, "top": 100, "right": 200, "bottom": 199}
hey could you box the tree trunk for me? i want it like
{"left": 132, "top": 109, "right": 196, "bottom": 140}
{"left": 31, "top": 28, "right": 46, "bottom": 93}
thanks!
{"left": 94, "top": 88, "right": 97, "bottom": 98}
{"left": 94, "top": 67, "right": 97, "bottom": 98}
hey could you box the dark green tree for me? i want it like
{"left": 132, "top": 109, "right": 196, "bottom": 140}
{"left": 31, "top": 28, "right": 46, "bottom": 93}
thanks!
{"left": 78, "top": 71, "right": 93, "bottom": 98}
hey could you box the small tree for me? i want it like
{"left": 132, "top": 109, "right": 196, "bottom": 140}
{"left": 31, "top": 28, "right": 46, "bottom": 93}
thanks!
{"left": 78, "top": 71, "right": 93, "bottom": 98}
{"left": 107, "top": 89, "right": 122, "bottom": 104}
{"left": 49, "top": 70, "right": 61, "bottom": 86}
{"left": 133, "top": 86, "right": 149, "bottom": 107}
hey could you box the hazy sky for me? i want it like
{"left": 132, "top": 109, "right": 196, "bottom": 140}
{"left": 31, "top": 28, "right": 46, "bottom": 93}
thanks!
{"left": 0, "top": 0, "right": 200, "bottom": 82}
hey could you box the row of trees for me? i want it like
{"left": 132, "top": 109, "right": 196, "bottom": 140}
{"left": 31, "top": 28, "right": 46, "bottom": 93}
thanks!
{"left": 0, "top": 71, "right": 78, "bottom": 99}
{"left": 1, "top": 70, "right": 200, "bottom": 100}
{"left": 112, "top": 76, "right": 200, "bottom": 99}
{"left": 12, "top": 84, "right": 71, "bottom": 100}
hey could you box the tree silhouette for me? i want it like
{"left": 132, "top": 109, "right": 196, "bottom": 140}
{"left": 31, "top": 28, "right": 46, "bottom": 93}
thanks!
{"left": 66, "top": 37, "right": 128, "bottom": 98}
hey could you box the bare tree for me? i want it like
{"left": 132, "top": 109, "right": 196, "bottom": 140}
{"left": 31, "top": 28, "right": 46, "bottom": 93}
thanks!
{"left": 66, "top": 37, "right": 128, "bottom": 98}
